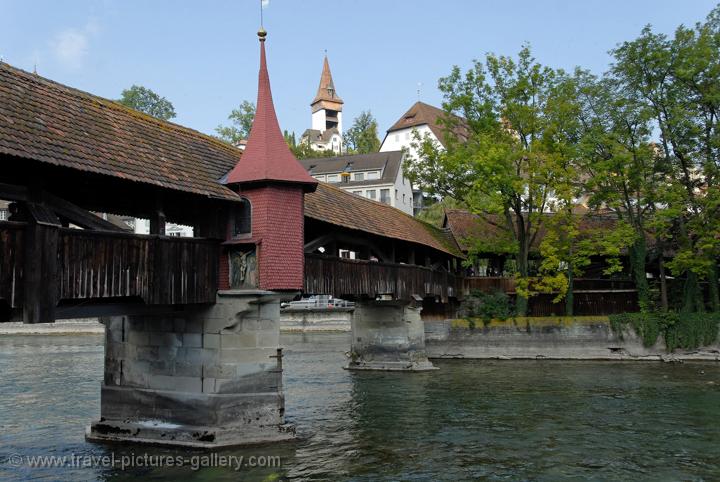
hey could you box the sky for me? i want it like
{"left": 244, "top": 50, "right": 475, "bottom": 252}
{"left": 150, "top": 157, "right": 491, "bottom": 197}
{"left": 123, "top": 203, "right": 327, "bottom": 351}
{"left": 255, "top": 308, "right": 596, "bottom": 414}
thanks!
{"left": 1, "top": 0, "right": 718, "bottom": 141}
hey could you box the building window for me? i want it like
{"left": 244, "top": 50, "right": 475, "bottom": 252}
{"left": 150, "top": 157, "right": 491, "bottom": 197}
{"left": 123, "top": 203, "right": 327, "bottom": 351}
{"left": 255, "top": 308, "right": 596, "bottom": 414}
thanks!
{"left": 395, "top": 189, "right": 399, "bottom": 200}
{"left": 352, "top": 190, "right": 362, "bottom": 196}
{"left": 405, "top": 132, "right": 410, "bottom": 140}
{"left": 232, "top": 198, "right": 252, "bottom": 238}
{"left": 313, "top": 175, "right": 326, "bottom": 182}
{"left": 327, "top": 174, "right": 340, "bottom": 183}
{"left": 354, "top": 172, "right": 365, "bottom": 181}
{"left": 0, "top": 209, "right": 7, "bottom": 221}
{"left": 395, "top": 134, "right": 399, "bottom": 142}
{"left": 366, "top": 190, "right": 376, "bottom": 200}
{"left": 380, "top": 189, "right": 391, "bottom": 205}
{"left": 367, "top": 171, "right": 380, "bottom": 180}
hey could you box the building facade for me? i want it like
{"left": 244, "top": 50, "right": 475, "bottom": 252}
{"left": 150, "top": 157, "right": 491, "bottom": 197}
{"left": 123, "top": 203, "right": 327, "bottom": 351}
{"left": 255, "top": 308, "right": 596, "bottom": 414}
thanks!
{"left": 300, "top": 151, "right": 414, "bottom": 215}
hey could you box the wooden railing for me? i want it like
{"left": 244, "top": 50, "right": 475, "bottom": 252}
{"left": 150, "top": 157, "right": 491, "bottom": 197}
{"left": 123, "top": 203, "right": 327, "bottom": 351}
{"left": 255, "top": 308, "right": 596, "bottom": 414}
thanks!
{"left": 463, "top": 277, "right": 636, "bottom": 296}
{"left": 0, "top": 222, "right": 220, "bottom": 319}
{"left": 463, "top": 276, "right": 639, "bottom": 316}
{"left": 304, "top": 254, "right": 461, "bottom": 302}
{"left": 57, "top": 229, "right": 219, "bottom": 305}
{"left": 0, "top": 222, "right": 25, "bottom": 308}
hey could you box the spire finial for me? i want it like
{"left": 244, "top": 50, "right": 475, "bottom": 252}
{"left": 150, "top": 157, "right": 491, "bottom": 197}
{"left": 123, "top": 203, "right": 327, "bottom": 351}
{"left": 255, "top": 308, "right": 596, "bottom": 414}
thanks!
{"left": 258, "top": 0, "right": 267, "bottom": 41}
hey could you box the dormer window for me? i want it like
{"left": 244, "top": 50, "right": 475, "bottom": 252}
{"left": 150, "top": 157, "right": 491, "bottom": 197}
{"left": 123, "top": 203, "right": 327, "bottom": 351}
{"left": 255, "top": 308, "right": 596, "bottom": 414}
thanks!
{"left": 232, "top": 198, "right": 252, "bottom": 238}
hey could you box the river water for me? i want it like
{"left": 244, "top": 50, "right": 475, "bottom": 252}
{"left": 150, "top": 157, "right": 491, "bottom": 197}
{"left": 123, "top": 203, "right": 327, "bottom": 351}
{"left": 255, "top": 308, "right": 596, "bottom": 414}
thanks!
{"left": 0, "top": 333, "right": 719, "bottom": 481}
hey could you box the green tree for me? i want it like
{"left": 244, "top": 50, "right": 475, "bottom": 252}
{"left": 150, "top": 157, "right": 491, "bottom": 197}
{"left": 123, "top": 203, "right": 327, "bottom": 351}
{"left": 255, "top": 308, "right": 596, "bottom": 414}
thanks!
{"left": 612, "top": 10, "right": 720, "bottom": 312}
{"left": 405, "top": 45, "right": 557, "bottom": 315}
{"left": 118, "top": 85, "right": 176, "bottom": 120}
{"left": 343, "top": 111, "right": 381, "bottom": 154}
{"left": 216, "top": 100, "right": 255, "bottom": 146}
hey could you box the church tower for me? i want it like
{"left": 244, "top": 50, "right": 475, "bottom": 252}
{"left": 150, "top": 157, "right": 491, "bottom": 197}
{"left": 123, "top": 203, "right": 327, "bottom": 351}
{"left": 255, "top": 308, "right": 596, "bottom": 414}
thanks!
{"left": 301, "top": 55, "right": 344, "bottom": 153}
{"left": 311, "top": 55, "right": 343, "bottom": 133}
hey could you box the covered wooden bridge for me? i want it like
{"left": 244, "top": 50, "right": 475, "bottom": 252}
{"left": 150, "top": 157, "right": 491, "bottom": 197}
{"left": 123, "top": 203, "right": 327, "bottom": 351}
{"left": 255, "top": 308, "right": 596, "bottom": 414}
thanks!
{"left": 0, "top": 61, "right": 463, "bottom": 323}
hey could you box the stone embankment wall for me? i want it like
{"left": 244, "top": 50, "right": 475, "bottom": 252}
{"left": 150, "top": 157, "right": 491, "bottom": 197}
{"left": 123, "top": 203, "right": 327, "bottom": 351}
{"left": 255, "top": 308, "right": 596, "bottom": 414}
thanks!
{"left": 426, "top": 317, "right": 720, "bottom": 361}
{"left": 280, "top": 310, "right": 352, "bottom": 332}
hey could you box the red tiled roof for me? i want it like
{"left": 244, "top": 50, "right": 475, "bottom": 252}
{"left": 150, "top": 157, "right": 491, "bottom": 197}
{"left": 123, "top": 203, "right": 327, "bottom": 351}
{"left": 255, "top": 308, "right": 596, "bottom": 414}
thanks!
{"left": 443, "top": 209, "right": 619, "bottom": 254}
{"left": 306, "top": 183, "right": 462, "bottom": 257}
{"left": 0, "top": 62, "right": 241, "bottom": 201}
{"left": 386, "top": 101, "right": 469, "bottom": 147}
{"left": 225, "top": 36, "right": 317, "bottom": 191}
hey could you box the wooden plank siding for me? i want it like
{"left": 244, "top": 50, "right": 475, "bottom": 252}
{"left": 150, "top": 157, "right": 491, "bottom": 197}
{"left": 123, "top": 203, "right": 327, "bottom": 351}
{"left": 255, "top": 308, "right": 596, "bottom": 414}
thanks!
{"left": 0, "top": 222, "right": 219, "bottom": 310}
{"left": 304, "top": 254, "right": 461, "bottom": 302}
{"left": 56, "top": 229, "right": 219, "bottom": 304}
{"left": 0, "top": 222, "right": 25, "bottom": 308}
{"left": 464, "top": 276, "right": 639, "bottom": 316}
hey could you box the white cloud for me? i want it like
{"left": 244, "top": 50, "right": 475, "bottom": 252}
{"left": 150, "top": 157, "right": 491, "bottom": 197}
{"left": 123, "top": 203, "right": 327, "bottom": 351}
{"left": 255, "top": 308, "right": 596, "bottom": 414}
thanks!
{"left": 50, "top": 19, "right": 100, "bottom": 70}
{"left": 52, "top": 28, "right": 88, "bottom": 69}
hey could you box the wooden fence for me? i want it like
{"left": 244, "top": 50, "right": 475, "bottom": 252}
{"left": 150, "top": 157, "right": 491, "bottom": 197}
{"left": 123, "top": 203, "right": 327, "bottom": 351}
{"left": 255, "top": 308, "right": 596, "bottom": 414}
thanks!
{"left": 464, "top": 276, "right": 638, "bottom": 316}
{"left": 0, "top": 222, "right": 219, "bottom": 316}
{"left": 304, "top": 254, "right": 461, "bottom": 302}
{"left": 57, "top": 229, "right": 219, "bottom": 305}
{"left": 0, "top": 222, "right": 25, "bottom": 308}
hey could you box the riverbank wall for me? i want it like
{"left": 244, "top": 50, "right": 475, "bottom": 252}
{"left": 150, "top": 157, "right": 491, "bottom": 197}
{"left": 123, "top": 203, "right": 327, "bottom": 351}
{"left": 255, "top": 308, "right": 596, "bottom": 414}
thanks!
{"left": 280, "top": 309, "right": 351, "bottom": 332}
{"left": 426, "top": 316, "right": 720, "bottom": 361}
{"left": 0, "top": 319, "right": 104, "bottom": 335}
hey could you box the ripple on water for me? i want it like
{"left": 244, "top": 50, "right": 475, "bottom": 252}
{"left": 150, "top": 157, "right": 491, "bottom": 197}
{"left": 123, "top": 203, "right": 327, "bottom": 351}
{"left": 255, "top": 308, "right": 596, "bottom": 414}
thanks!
{"left": 1, "top": 333, "right": 719, "bottom": 481}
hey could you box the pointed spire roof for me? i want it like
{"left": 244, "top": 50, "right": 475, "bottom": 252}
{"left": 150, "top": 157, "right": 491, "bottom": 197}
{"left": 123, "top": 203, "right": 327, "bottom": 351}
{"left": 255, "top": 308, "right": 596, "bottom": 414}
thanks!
{"left": 311, "top": 55, "right": 343, "bottom": 106}
{"left": 225, "top": 30, "right": 317, "bottom": 191}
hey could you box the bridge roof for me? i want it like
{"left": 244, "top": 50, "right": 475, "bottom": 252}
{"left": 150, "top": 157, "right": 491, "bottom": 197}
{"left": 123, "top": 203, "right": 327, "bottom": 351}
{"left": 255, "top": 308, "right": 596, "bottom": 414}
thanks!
{"left": 306, "top": 183, "right": 462, "bottom": 257}
{"left": 0, "top": 62, "right": 241, "bottom": 202}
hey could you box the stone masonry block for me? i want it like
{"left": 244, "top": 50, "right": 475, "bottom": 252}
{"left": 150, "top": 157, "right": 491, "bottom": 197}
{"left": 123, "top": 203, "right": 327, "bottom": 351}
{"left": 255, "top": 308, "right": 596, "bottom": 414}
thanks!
{"left": 127, "top": 331, "right": 149, "bottom": 347}
{"left": 183, "top": 333, "right": 202, "bottom": 348}
{"left": 146, "top": 374, "right": 202, "bottom": 393}
{"left": 220, "top": 347, "right": 276, "bottom": 364}
{"left": 149, "top": 332, "right": 182, "bottom": 348}
{"left": 220, "top": 332, "right": 257, "bottom": 349}
{"left": 202, "top": 363, "right": 238, "bottom": 379}
{"left": 203, "top": 333, "right": 220, "bottom": 349}
{"left": 202, "top": 377, "right": 216, "bottom": 393}
{"left": 257, "top": 330, "right": 279, "bottom": 348}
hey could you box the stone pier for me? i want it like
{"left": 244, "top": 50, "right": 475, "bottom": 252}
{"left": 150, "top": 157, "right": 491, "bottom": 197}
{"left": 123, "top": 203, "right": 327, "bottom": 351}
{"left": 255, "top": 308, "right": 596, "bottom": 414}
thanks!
{"left": 346, "top": 300, "right": 437, "bottom": 371}
{"left": 86, "top": 290, "right": 295, "bottom": 448}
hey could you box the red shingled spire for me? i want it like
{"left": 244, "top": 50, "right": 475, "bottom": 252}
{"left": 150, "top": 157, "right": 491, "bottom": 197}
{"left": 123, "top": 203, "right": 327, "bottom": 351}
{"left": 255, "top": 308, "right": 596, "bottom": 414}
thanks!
{"left": 225, "top": 30, "right": 317, "bottom": 191}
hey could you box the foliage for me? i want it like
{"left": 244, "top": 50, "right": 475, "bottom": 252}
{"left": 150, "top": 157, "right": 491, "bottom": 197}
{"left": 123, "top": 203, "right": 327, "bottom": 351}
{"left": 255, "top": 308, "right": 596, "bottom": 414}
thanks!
{"left": 415, "top": 197, "right": 464, "bottom": 227}
{"left": 118, "top": 85, "right": 176, "bottom": 120}
{"left": 215, "top": 100, "right": 255, "bottom": 146}
{"left": 464, "top": 289, "right": 514, "bottom": 326}
{"left": 405, "top": 45, "right": 562, "bottom": 315}
{"left": 609, "top": 311, "right": 719, "bottom": 351}
{"left": 343, "top": 111, "right": 381, "bottom": 154}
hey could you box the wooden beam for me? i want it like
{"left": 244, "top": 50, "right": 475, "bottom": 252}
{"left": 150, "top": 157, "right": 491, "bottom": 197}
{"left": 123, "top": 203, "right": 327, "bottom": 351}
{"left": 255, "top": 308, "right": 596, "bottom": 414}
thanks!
{"left": 42, "top": 191, "right": 125, "bottom": 231}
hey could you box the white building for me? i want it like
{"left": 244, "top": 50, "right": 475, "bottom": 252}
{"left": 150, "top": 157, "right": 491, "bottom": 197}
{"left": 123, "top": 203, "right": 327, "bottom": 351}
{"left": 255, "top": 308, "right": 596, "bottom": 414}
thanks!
{"left": 380, "top": 101, "right": 467, "bottom": 155}
{"left": 300, "top": 56, "right": 344, "bottom": 154}
{"left": 300, "top": 151, "right": 414, "bottom": 215}
{"left": 380, "top": 101, "right": 468, "bottom": 215}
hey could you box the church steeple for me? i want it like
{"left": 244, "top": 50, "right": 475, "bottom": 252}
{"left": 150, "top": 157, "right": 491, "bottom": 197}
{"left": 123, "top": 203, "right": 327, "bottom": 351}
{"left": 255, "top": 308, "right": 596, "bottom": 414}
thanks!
{"left": 310, "top": 54, "right": 343, "bottom": 139}
{"left": 312, "top": 55, "right": 343, "bottom": 106}
{"left": 225, "top": 29, "right": 317, "bottom": 191}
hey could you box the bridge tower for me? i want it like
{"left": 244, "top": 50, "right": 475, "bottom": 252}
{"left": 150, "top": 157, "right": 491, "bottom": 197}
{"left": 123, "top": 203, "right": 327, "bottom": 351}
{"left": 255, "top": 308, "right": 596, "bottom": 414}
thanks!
{"left": 87, "top": 29, "right": 316, "bottom": 448}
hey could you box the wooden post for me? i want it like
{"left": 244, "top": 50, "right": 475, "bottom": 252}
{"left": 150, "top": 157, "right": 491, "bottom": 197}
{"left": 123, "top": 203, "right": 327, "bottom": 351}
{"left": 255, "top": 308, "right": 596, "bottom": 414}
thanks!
{"left": 149, "top": 209, "right": 166, "bottom": 236}
{"left": 23, "top": 213, "right": 59, "bottom": 324}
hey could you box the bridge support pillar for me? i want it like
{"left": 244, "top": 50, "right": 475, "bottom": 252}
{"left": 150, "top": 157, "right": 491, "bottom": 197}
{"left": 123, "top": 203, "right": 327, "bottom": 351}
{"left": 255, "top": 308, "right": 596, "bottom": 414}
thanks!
{"left": 346, "top": 300, "right": 437, "bottom": 371}
{"left": 86, "top": 290, "right": 295, "bottom": 448}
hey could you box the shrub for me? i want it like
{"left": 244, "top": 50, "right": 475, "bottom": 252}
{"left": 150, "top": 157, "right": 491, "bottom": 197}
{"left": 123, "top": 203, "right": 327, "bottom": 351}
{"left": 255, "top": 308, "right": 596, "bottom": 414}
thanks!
{"left": 609, "top": 311, "right": 720, "bottom": 352}
{"left": 465, "top": 290, "right": 515, "bottom": 326}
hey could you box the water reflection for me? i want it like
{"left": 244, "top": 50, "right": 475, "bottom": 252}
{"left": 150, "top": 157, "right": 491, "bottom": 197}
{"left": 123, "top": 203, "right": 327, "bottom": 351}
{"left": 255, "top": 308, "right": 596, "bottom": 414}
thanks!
{"left": 0, "top": 334, "right": 719, "bottom": 481}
